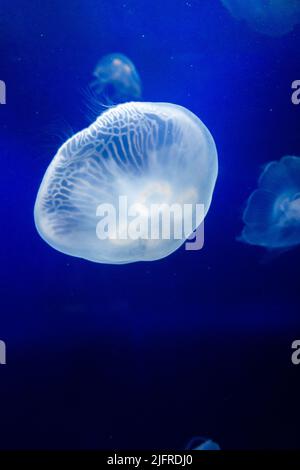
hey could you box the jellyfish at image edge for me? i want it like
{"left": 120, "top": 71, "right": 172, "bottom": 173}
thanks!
{"left": 240, "top": 156, "right": 300, "bottom": 250}
{"left": 89, "top": 53, "right": 142, "bottom": 104}
{"left": 186, "top": 436, "right": 220, "bottom": 450}
{"left": 220, "top": 0, "right": 300, "bottom": 36}
{"left": 34, "top": 102, "right": 218, "bottom": 264}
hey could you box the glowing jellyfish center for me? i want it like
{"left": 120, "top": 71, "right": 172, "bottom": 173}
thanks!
{"left": 34, "top": 102, "right": 218, "bottom": 264}
{"left": 278, "top": 193, "right": 300, "bottom": 225}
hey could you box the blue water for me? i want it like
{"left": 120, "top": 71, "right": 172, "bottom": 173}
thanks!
{"left": 1, "top": 0, "right": 300, "bottom": 449}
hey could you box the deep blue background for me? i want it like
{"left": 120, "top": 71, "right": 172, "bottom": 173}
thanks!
{"left": 0, "top": 0, "right": 300, "bottom": 449}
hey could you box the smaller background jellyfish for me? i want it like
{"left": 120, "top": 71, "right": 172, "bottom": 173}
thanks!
{"left": 89, "top": 53, "right": 142, "bottom": 105}
{"left": 239, "top": 156, "right": 300, "bottom": 250}
{"left": 220, "top": 0, "right": 300, "bottom": 37}
{"left": 185, "top": 436, "right": 220, "bottom": 450}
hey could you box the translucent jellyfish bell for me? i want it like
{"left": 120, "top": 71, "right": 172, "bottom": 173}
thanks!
{"left": 34, "top": 102, "right": 218, "bottom": 264}
{"left": 90, "top": 53, "right": 142, "bottom": 103}
{"left": 240, "top": 156, "right": 300, "bottom": 250}
{"left": 221, "top": 0, "right": 300, "bottom": 36}
{"left": 186, "top": 436, "right": 220, "bottom": 451}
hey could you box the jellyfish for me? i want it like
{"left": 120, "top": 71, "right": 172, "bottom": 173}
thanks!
{"left": 185, "top": 436, "right": 220, "bottom": 450}
{"left": 240, "top": 155, "right": 300, "bottom": 250}
{"left": 220, "top": 0, "right": 300, "bottom": 36}
{"left": 90, "top": 53, "right": 142, "bottom": 104}
{"left": 34, "top": 102, "right": 218, "bottom": 264}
